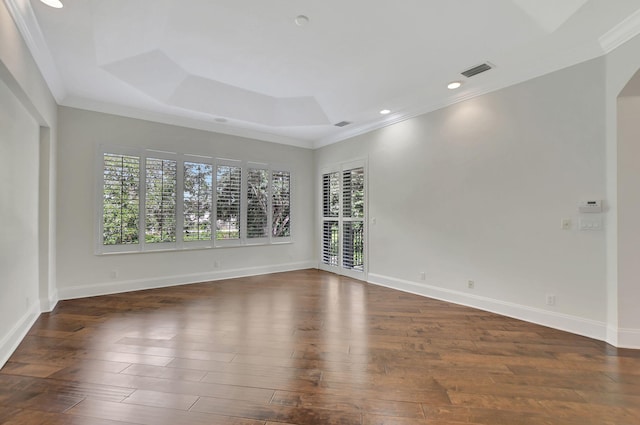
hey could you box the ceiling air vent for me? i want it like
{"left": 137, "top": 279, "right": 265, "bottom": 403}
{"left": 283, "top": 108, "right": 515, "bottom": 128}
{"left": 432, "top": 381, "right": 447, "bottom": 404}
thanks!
{"left": 461, "top": 63, "right": 493, "bottom": 78}
{"left": 334, "top": 121, "right": 351, "bottom": 127}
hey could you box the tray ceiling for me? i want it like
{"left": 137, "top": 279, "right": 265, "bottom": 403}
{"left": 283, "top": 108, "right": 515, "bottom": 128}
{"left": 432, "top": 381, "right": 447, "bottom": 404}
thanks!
{"left": 10, "top": 0, "right": 640, "bottom": 148}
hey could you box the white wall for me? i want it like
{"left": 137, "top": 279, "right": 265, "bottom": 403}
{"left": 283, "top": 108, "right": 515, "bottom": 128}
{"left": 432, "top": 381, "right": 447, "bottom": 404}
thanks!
{"left": 0, "top": 0, "right": 57, "bottom": 368}
{"left": 56, "top": 107, "right": 316, "bottom": 299}
{"left": 316, "top": 57, "right": 609, "bottom": 340}
{"left": 0, "top": 77, "right": 40, "bottom": 364}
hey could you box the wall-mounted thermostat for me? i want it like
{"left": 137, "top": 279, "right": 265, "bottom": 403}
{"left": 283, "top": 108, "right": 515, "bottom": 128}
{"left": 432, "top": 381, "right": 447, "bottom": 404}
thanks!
{"left": 579, "top": 200, "right": 602, "bottom": 213}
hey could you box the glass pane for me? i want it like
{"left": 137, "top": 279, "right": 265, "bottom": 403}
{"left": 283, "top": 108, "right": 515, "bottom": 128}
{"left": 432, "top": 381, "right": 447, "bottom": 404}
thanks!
{"left": 247, "top": 168, "right": 268, "bottom": 239}
{"left": 145, "top": 158, "right": 177, "bottom": 243}
{"left": 216, "top": 165, "right": 241, "bottom": 240}
{"left": 343, "top": 167, "right": 364, "bottom": 218}
{"left": 184, "top": 161, "right": 213, "bottom": 241}
{"left": 322, "top": 172, "right": 339, "bottom": 217}
{"left": 103, "top": 153, "right": 140, "bottom": 245}
{"left": 322, "top": 221, "right": 339, "bottom": 266}
{"left": 272, "top": 171, "right": 291, "bottom": 238}
{"left": 343, "top": 221, "right": 364, "bottom": 271}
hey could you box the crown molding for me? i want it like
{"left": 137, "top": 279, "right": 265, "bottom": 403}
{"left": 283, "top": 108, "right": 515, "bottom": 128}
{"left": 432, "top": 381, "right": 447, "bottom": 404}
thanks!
{"left": 3, "top": 0, "right": 65, "bottom": 101}
{"left": 60, "top": 96, "right": 316, "bottom": 149}
{"left": 314, "top": 46, "right": 604, "bottom": 150}
{"left": 599, "top": 8, "right": 640, "bottom": 54}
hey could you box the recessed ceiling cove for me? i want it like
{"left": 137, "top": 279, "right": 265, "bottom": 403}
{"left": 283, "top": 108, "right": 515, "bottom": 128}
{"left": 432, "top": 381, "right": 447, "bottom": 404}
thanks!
{"left": 17, "top": 0, "right": 640, "bottom": 147}
{"left": 102, "top": 50, "right": 329, "bottom": 126}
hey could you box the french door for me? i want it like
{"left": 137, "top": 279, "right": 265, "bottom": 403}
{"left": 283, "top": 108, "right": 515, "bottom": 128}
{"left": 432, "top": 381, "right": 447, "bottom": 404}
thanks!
{"left": 320, "top": 161, "right": 366, "bottom": 280}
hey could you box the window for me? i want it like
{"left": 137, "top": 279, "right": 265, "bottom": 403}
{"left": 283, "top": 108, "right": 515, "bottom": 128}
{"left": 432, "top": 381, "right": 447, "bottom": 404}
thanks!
{"left": 145, "top": 157, "right": 177, "bottom": 243}
{"left": 102, "top": 153, "right": 140, "bottom": 246}
{"left": 322, "top": 221, "right": 339, "bottom": 266}
{"left": 323, "top": 172, "right": 339, "bottom": 218}
{"left": 320, "top": 162, "right": 366, "bottom": 277}
{"left": 342, "top": 167, "right": 365, "bottom": 271}
{"left": 216, "top": 164, "right": 241, "bottom": 240}
{"left": 183, "top": 161, "right": 213, "bottom": 242}
{"left": 247, "top": 167, "right": 269, "bottom": 240}
{"left": 97, "top": 147, "right": 291, "bottom": 253}
{"left": 272, "top": 170, "right": 291, "bottom": 238}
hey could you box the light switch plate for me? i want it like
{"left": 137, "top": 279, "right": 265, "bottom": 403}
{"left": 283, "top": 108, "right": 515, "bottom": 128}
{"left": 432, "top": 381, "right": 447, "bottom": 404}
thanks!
{"left": 579, "top": 216, "right": 603, "bottom": 231}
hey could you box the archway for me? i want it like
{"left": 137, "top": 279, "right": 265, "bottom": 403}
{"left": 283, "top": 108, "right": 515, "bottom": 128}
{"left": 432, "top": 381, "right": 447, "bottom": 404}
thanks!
{"left": 615, "top": 68, "right": 640, "bottom": 347}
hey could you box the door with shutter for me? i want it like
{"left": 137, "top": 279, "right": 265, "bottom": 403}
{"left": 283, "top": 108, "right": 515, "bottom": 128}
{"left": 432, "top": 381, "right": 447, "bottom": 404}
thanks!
{"left": 320, "top": 161, "right": 366, "bottom": 280}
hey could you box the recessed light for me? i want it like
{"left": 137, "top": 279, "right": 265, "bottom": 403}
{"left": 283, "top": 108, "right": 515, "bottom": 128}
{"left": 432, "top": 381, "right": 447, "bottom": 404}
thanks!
{"left": 380, "top": 109, "right": 391, "bottom": 115}
{"left": 294, "top": 15, "right": 310, "bottom": 26}
{"left": 447, "top": 81, "right": 462, "bottom": 90}
{"left": 40, "top": 0, "right": 63, "bottom": 8}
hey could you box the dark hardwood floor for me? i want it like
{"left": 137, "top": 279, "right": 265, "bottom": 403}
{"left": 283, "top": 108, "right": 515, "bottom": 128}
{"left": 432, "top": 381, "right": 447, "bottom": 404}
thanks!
{"left": 1, "top": 269, "right": 639, "bottom": 425}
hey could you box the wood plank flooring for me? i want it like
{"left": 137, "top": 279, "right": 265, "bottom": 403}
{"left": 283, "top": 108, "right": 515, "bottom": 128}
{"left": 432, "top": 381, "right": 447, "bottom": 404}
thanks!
{"left": 1, "top": 269, "right": 639, "bottom": 425}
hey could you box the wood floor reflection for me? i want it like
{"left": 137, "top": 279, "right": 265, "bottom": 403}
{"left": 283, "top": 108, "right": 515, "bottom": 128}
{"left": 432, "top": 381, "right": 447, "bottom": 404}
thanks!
{"left": 1, "top": 269, "right": 639, "bottom": 424}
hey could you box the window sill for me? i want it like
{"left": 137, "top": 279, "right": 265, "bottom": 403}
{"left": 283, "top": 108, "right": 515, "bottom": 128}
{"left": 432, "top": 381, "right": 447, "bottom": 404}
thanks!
{"left": 97, "top": 240, "right": 293, "bottom": 255}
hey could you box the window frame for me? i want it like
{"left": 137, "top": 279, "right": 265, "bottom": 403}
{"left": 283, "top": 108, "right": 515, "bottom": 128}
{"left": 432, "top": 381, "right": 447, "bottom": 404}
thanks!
{"left": 96, "top": 146, "right": 293, "bottom": 254}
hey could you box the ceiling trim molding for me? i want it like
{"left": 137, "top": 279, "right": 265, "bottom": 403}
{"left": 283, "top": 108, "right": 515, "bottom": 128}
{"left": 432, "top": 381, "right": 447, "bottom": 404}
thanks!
{"left": 314, "top": 47, "right": 605, "bottom": 149}
{"left": 599, "top": 8, "right": 640, "bottom": 54}
{"left": 60, "top": 96, "right": 315, "bottom": 149}
{"left": 314, "top": 87, "right": 501, "bottom": 149}
{"left": 3, "top": 0, "right": 66, "bottom": 101}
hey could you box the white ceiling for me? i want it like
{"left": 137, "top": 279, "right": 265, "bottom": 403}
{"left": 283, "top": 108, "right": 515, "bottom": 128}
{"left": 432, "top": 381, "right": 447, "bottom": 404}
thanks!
{"left": 10, "top": 0, "right": 640, "bottom": 148}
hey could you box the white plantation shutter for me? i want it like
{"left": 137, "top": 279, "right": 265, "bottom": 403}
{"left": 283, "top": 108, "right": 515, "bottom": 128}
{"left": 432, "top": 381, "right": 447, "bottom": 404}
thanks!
{"left": 183, "top": 161, "right": 213, "bottom": 242}
{"left": 321, "top": 171, "right": 340, "bottom": 266}
{"left": 322, "top": 220, "right": 339, "bottom": 266}
{"left": 320, "top": 163, "right": 366, "bottom": 276}
{"left": 342, "top": 167, "right": 364, "bottom": 271}
{"left": 98, "top": 146, "right": 293, "bottom": 252}
{"left": 102, "top": 153, "right": 140, "bottom": 246}
{"left": 342, "top": 221, "right": 364, "bottom": 270}
{"left": 323, "top": 172, "right": 339, "bottom": 218}
{"left": 145, "top": 157, "right": 177, "bottom": 244}
{"left": 216, "top": 164, "right": 241, "bottom": 240}
{"left": 342, "top": 168, "right": 364, "bottom": 218}
{"left": 247, "top": 168, "right": 269, "bottom": 239}
{"left": 271, "top": 170, "right": 291, "bottom": 238}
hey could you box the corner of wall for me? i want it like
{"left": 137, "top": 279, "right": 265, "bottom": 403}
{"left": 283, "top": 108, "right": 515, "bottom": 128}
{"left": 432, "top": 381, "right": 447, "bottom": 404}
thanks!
{"left": 615, "top": 327, "right": 640, "bottom": 349}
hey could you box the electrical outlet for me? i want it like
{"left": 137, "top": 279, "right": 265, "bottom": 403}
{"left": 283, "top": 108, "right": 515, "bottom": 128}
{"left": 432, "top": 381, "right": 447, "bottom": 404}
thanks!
{"left": 561, "top": 218, "right": 572, "bottom": 230}
{"left": 110, "top": 270, "right": 118, "bottom": 279}
{"left": 214, "top": 261, "right": 220, "bottom": 269}
{"left": 546, "top": 294, "right": 556, "bottom": 306}
{"left": 419, "top": 272, "right": 426, "bottom": 281}
{"left": 467, "top": 280, "right": 475, "bottom": 289}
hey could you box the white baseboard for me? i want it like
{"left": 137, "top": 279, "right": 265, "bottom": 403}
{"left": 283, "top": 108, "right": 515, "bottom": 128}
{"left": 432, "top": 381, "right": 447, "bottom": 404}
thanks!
{"left": 368, "top": 273, "right": 608, "bottom": 343}
{"left": 615, "top": 327, "right": 640, "bottom": 349}
{"left": 58, "top": 261, "right": 317, "bottom": 301}
{"left": 0, "top": 301, "right": 40, "bottom": 369}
